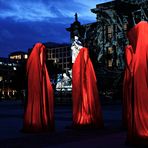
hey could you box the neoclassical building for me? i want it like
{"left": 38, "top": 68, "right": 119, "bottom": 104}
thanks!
{"left": 67, "top": 0, "right": 148, "bottom": 69}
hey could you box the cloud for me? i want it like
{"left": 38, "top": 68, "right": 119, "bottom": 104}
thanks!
{"left": 0, "top": 17, "right": 70, "bottom": 57}
{"left": 0, "top": 0, "right": 111, "bottom": 57}
{"left": 0, "top": 1, "right": 57, "bottom": 21}
{"left": 0, "top": 0, "right": 99, "bottom": 22}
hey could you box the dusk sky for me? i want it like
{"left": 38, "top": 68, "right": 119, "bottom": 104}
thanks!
{"left": 0, "top": 0, "right": 111, "bottom": 58}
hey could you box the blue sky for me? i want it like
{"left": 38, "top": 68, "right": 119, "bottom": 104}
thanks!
{"left": 0, "top": 0, "right": 111, "bottom": 57}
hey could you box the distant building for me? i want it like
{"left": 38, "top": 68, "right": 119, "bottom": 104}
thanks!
{"left": 45, "top": 43, "right": 71, "bottom": 74}
{"left": 9, "top": 51, "right": 28, "bottom": 60}
{"left": 0, "top": 51, "right": 28, "bottom": 99}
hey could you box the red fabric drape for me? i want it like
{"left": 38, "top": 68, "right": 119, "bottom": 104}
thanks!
{"left": 23, "top": 43, "right": 54, "bottom": 132}
{"left": 72, "top": 47, "right": 104, "bottom": 128}
{"left": 126, "top": 21, "right": 148, "bottom": 142}
{"left": 123, "top": 45, "right": 134, "bottom": 128}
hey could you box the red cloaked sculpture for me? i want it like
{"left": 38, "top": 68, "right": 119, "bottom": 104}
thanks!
{"left": 23, "top": 43, "right": 54, "bottom": 132}
{"left": 122, "top": 45, "right": 134, "bottom": 128}
{"left": 72, "top": 47, "right": 104, "bottom": 128}
{"left": 125, "top": 21, "right": 148, "bottom": 143}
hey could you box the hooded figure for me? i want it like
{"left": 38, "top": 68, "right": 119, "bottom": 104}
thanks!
{"left": 23, "top": 43, "right": 54, "bottom": 132}
{"left": 72, "top": 38, "right": 104, "bottom": 128}
{"left": 123, "top": 45, "right": 134, "bottom": 128}
{"left": 125, "top": 21, "right": 148, "bottom": 143}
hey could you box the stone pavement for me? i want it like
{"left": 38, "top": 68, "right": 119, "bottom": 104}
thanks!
{"left": 0, "top": 100, "right": 138, "bottom": 148}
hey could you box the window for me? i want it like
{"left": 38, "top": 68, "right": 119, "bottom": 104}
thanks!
{"left": 0, "top": 76, "right": 3, "bottom": 81}
{"left": 24, "top": 54, "right": 28, "bottom": 59}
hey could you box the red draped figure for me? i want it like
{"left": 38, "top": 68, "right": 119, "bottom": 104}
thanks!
{"left": 125, "top": 21, "right": 148, "bottom": 143}
{"left": 123, "top": 45, "right": 134, "bottom": 128}
{"left": 23, "top": 43, "right": 54, "bottom": 132}
{"left": 72, "top": 41, "right": 103, "bottom": 128}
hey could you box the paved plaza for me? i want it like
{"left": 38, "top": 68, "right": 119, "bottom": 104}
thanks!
{"left": 0, "top": 99, "right": 142, "bottom": 148}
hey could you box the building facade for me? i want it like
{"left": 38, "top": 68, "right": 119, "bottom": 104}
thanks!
{"left": 67, "top": 0, "right": 148, "bottom": 69}
{"left": 46, "top": 44, "right": 71, "bottom": 74}
{"left": 0, "top": 52, "right": 28, "bottom": 99}
{"left": 91, "top": 0, "right": 148, "bottom": 67}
